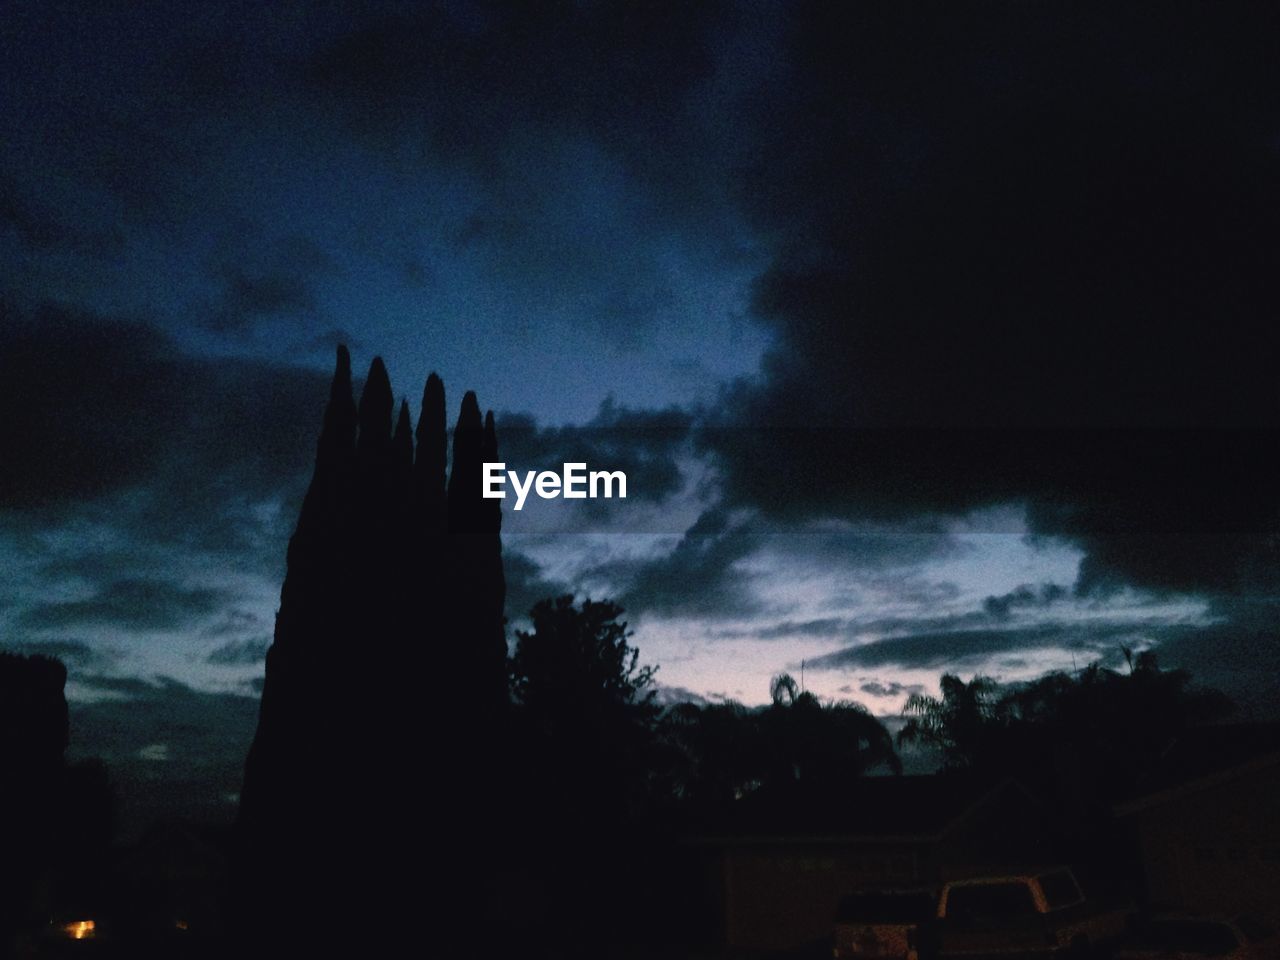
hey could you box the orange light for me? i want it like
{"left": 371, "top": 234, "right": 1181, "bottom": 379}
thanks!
{"left": 175, "top": 919, "right": 189, "bottom": 931}
{"left": 62, "top": 919, "right": 96, "bottom": 940}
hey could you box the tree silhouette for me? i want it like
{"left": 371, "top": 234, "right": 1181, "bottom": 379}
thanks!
{"left": 897, "top": 673, "right": 1001, "bottom": 768}
{"left": 899, "top": 655, "right": 1235, "bottom": 784}
{"left": 890, "top": 659, "right": 1237, "bottom": 901}
{"left": 234, "top": 347, "right": 507, "bottom": 956}
{"left": 511, "top": 596, "right": 656, "bottom": 718}
{"left": 659, "top": 699, "right": 764, "bottom": 807}
{"left": 657, "top": 674, "right": 901, "bottom": 817}
{"left": 770, "top": 671, "right": 800, "bottom": 706}
{"left": 996, "top": 651, "right": 1234, "bottom": 789}
{"left": 759, "top": 673, "right": 902, "bottom": 788}
{"left": 1, "top": 653, "right": 68, "bottom": 941}
{"left": 503, "top": 597, "right": 663, "bottom": 956}
{"left": 0, "top": 654, "right": 115, "bottom": 944}
{"left": 509, "top": 595, "right": 658, "bottom": 822}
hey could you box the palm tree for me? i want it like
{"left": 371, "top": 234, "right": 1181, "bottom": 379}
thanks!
{"left": 770, "top": 672, "right": 800, "bottom": 706}
{"left": 659, "top": 699, "right": 764, "bottom": 804}
{"left": 897, "top": 673, "right": 1001, "bottom": 768}
{"left": 995, "top": 651, "right": 1233, "bottom": 783}
{"left": 763, "top": 673, "right": 902, "bottom": 785}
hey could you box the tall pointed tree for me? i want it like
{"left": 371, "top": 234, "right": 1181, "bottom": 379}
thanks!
{"left": 236, "top": 347, "right": 508, "bottom": 957}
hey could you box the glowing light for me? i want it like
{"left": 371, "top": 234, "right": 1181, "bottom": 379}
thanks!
{"left": 62, "top": 920, "right": 96, "bottom": 940}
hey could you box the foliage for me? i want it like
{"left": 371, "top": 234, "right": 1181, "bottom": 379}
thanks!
{"left": 659, "top": 672, "right": 902, "bottom": 809}
{"left": 508, "top": 596, "right": 660, "bottom": 823}
{"left": 897, "top": 673, "right": 1002, "bottom": 767}
{"left": 761, "top": 673, "right": 902, "bottom": 785}
{"left": 510, "top": 595, "right": 657, "bottom": 724}
{"left": 897, "top": 651, "right": 1235, "bottom": 782}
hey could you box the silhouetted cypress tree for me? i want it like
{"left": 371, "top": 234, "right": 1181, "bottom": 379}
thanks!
{"left": 481, "top": 410, "right": 507, "bottom": 703}
{"left": 444, "top": 397, "right": 508, "bottom": 715}
{"left": 391, "top": 398, "right": 413, "bottom": 506}
{"left": 235, "top": 347, "right": 507, "bottom": 956}
{"left": 414, "top": 372, "right": 447, "bottom": 537}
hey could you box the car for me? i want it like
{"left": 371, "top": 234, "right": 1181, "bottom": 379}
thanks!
{"left": 928, "top": 867, "right": 1132, "bottom": 959}
{"left": 1114, "top": 914, "right": 1279, "bottom": 960}
{"left": 833, "top": 888, "right": 938, "bottom": 960}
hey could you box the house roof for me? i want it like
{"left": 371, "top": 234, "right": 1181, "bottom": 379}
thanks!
{"left": 1114, "top": 722, "right": 1280, "bottom": 816}
{"left": 690, "top": 772, "right": 1030, "bottom": 844}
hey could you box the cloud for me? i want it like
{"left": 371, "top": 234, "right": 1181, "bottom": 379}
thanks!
{"left": 750, "top": 618, "right": 847, "bottom": 640}
{"left": 0, "top": 7, "right": 218, "bottom": 230}
{"left": 807, "top": 620, "right": 1173, "bottom": 673}
{"left": 983, "top": 583, "right": 1069, "bottom": 621}
{"left": 562, "top": 511, "right": 967, "bottom": 629}
{"left": 207, "top": 235, "right": 336, "bottom": 334}
{"left": 0, "top": 639, "right": 104, "bottom": 668}
{"left": 497, "top": 398, "right": 694, "bottom": 517}
{"left": 0, "top": 0, "right": 758, "bottom": 352}
{"left": 0, "top": 306, "right": 185, "bottom": 508}
{"left": 807, "top": 595, "right": 1277, "bottom": 716}
{"left": 18, "top": 578, "right": 226, "bottom": 631}
{"left": 1143, "top": 598, "right": 1280, "bottom": 712}
{"left": 67, "top": 674, "right": 261, "bottom": 832}
{"left": 2, "top": 1, "right": 1276, "bottom": 727}
{"left": 0, "top": 175, "right": 124, "bottom": 255}
{"left": 612, "top": 508, "right": 761, "bottom": 618}
{"left": 300, "top": 4, "right": 725, "bottom": 180}
{"left": 502, "top": 549, "right": 570, "bottom": 627}
{"left": 201, "top": 609, "right": 267, "bottom": 639}
{"left": 0, "top": 303, "right": 328, "bottom": 551}
{"left": 697, "top": 2, "right": 1280, "bottom": 598}
{"left": 307, "top": 327, "right": 365, "bottom": 355}
{"left": 74, "top": 673, "right": 164, "bottom": 698}
{"left": 207, "top": 637, "right": 271, "bottom": 666}
{"left": 858, "top": 680, "right": 925, "bottom": 700}
{"left": 294, "top": 3, "right": 753, "bottom": 343}
{"left": 213, "top": 264, "right": 316, "bottom": 329}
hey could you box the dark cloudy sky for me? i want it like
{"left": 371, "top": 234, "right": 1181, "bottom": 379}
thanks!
{"left": 3, "top": 2, "right": 1278, "bottom": 821}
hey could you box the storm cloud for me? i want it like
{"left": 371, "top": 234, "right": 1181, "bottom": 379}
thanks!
{"left": 700, "top": 2, "right": 1280, "bottom": 597}
{"left": 0, "top": 305, "right": 328, "bottom": 520}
